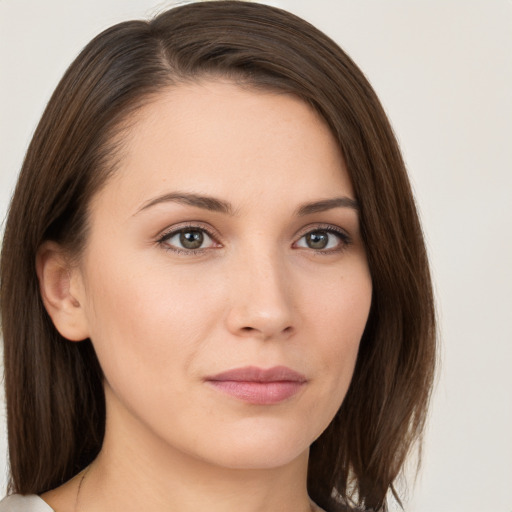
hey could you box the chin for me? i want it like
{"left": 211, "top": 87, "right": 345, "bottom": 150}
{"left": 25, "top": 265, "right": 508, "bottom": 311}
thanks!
{"left": 184, "top": 417, "right": 321, "bottom": 471}
{"left": 207, "top": 443, "right": 309, "bottom": 471}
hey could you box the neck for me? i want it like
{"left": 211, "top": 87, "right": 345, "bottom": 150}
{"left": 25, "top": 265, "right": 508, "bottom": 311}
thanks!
{"left": 78, "top": 390, "right": 316, "bottom": 512}
{"left": 84, "top": 451, "right": 314, "bottom": 512}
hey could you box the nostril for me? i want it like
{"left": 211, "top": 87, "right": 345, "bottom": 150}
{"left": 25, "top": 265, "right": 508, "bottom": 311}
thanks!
{"left": 239, "top": 325, "right": 294, "bottom": 337}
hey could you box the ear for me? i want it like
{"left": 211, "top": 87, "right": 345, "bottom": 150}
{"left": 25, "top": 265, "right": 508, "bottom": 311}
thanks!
{"left": 36, "top": 241, "right": 90, "bottom": 342}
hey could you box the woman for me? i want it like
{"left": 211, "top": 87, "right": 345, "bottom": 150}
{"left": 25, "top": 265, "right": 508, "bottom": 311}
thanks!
{"left": 0, "top": 1, "right": 436, "bottom": 511}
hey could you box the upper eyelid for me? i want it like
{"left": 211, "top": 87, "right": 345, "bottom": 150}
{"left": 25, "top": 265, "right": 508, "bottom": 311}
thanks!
{"left": 156, "top": 222, "right": 221, "bottom": 242}
{"left": 294, "top": 223, "right": 351, "bottom": 239}
{"left": 155, "top": 222, "right": 351, "bottom": 246}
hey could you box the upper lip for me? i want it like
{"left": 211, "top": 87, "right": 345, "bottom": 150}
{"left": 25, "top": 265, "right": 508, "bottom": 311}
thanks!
{"left": 206, "top": 365, "right": 307, "bottom": 383}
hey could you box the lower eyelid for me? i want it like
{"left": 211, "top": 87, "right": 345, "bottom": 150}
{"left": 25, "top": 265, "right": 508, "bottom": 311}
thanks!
{"left": 156, "top": 224, "right": 351, "bottom": 253}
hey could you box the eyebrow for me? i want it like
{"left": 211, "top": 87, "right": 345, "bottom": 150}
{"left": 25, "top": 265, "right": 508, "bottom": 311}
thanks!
{"left": 136, "top": 192, "right": 235, "bottom": 216}
{"left": 296, "top": 196, "right": 359, "bottom": 216}
{"left": 135, "top": 192, "right": 359, "bottom": 217}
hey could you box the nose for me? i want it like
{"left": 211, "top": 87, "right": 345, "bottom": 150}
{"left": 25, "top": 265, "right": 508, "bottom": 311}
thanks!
{"left": 224, "top": 248, "right": 296, "bottom": 341}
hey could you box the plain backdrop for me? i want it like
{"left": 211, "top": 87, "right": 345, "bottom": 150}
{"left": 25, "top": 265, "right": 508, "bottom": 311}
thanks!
{"left": 1, "top": 1, "right": 511, "bottom": 511}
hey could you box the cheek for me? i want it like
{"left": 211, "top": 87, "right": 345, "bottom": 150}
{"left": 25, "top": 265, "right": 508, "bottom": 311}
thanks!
{"left": 303, "top": 260, "right": 372, "bottom": 347}
{"left": 80, "top": 250, "right": 224, "bottom": 388}
{"left": 302, "top": 263, "right": 372, "bottom": 406}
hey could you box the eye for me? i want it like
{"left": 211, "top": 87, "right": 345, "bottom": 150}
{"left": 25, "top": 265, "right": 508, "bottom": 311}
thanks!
{"left": 158, "top": 226, "right": 218, "bottom": 253}
{"left": 294, "top": 227, "right": 350, "bottom": 252}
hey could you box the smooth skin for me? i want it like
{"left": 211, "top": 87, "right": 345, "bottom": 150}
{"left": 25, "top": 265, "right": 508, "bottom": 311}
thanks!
{"left": 37, "top": 81, "right": 372, "bottom": 512}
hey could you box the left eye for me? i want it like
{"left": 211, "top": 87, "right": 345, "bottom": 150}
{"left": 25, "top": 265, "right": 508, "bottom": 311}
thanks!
{"left": 295, "top": 229, "right": 346, "bottom": 251}
{"left": 161, "top": 228, "right": 215, "bottom": 251}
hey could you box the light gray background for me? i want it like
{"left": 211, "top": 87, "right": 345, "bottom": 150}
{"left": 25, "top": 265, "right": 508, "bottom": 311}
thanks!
{"left": 1, "top": 1, "right": 511, "bottom": 511}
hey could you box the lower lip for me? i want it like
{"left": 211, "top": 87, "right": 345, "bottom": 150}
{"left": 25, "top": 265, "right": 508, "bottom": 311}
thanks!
{"left": 207, "top": 380, "right": 304, "bottom": 405}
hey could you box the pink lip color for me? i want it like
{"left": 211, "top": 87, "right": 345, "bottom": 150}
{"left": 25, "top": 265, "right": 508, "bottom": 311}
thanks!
{"left": 205, "top": 366, "right": 306, "bottom": 405}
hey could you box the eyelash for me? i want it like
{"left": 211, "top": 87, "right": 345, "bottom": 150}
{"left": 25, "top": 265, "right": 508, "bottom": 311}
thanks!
{"left": 156, "top": 223, "right": 352, "bottom": 255}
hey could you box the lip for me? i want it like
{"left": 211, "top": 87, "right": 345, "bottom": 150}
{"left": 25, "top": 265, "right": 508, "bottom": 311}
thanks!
{"left": 205, "top": 366, "right": 307, "bottom": 405}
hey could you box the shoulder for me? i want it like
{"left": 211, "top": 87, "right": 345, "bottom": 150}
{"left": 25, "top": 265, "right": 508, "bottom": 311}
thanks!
{"left": 0, "top": 494, "right": 54, "bottom": 512}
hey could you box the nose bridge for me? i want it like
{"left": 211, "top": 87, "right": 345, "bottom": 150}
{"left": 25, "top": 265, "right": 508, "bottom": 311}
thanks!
{"left": 226, "top": 239, "right": 295, "bottom": 339}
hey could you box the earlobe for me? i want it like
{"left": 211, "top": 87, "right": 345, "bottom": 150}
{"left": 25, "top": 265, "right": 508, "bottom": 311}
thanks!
{"left": 36, "top": 242, "right": 89, "bottom": 342}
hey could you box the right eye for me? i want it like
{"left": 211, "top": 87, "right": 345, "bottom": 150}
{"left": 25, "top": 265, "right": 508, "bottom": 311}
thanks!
{"left": 158, "top": 226, "right": 219, "bottom": 253}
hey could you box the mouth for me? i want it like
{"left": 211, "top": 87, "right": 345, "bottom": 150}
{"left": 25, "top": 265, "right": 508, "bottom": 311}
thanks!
{"left": 205, "top": 366, "right": 307, "bottom": 405}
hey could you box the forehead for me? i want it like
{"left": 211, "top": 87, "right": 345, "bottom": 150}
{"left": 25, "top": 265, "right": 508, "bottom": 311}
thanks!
{"left": 93, "top": 80, "right": 353, "bottom": 215}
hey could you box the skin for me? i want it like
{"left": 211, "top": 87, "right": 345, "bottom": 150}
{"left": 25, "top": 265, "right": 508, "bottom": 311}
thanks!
{"left": 38, "top": 81, "right": 372, "bottom": 512}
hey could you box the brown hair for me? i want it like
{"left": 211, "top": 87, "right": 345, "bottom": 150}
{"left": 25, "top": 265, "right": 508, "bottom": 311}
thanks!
{"left": 0, "top": 2, "right": 436, "bottom": 511}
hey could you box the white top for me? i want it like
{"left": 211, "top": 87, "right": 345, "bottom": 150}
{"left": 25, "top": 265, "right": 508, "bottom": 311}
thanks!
{"left": 0, "top": 495, "right": 54, "bottom": 512}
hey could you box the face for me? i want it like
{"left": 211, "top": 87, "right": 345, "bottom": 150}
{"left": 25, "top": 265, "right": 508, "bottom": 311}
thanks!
{"left": 71, "top": 81, "right": 372, "bottom": 470}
